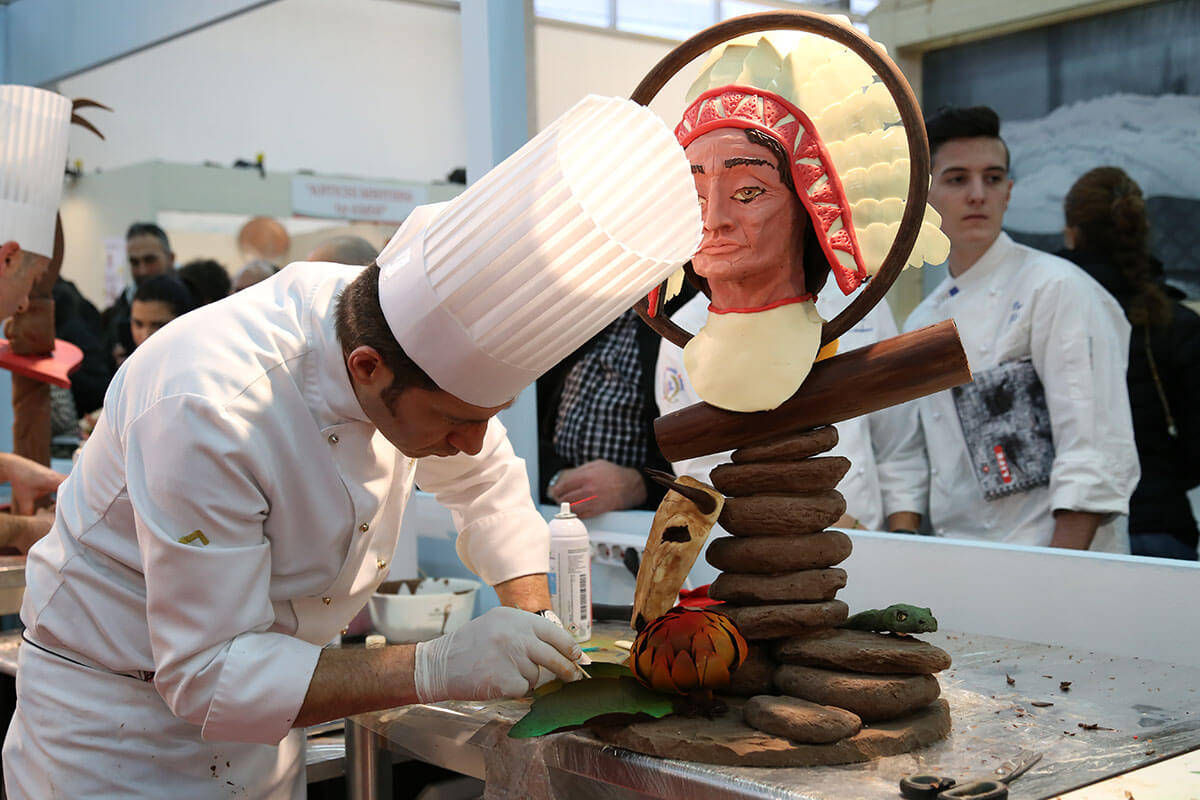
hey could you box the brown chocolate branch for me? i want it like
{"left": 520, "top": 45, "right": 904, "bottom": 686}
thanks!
{"left": 654, "top": 320, "right": 971, "bottom": 462}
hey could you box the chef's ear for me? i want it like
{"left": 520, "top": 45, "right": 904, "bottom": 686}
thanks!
{"left": 345, "top": 345, "right": 390, "bottom": 388}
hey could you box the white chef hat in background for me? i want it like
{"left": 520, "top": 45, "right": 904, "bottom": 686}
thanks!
{"left": 0, "top": 85, "right": 72, "bottom": 259}
{"left": 377, "top": 94, "right": 702, "bottom": 408}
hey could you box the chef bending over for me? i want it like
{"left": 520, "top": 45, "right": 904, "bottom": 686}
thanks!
{"left": 3, "top": 96, "right": 701, "bottom": 798}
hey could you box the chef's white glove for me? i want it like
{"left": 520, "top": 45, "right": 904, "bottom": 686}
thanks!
{"left": 414, "top": 606, "right": 584, "bottom": 702}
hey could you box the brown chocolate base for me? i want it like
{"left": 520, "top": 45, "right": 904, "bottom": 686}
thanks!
{"left": 592, "top": 697, "right": 950, "bottom": 767}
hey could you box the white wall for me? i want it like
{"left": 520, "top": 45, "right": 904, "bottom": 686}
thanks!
{"left": 51, "top": 0, "right": 682, "bottom": 303}
{"left": 55, "top": 1, "right": 683, "bottom": 185}
{"left": 57, "top": 0, "right": 467, "bottom": 184}
{"left": 534, "top": 22, "right": 680, "bottom": 129}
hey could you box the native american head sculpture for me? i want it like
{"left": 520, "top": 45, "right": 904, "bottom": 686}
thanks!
{"left": 646, "top": 27, "right": 949, "bottom": 413}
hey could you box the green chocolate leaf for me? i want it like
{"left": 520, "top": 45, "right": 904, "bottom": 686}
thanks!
{"left": 509, "top": 675, "right": 674, "bottom": 738}
{"left": 533, "top": 661, "right": 633, "bottom": 697}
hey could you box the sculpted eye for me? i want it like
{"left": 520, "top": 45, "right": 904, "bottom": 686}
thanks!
{"left": 732, "top": 186, "right": 765, "bottom": 203}
{"left": 896, "top": 610, "right": 908, "bottom": 621}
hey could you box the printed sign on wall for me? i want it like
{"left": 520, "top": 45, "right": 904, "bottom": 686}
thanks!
{"left": 291, "top": 176, "right": 428, "bottom": 223}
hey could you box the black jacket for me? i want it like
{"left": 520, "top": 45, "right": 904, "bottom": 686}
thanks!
{"left": 1059, "top": 249, "right": 1200, "bottom": 545}
{"left": 53, "top": 278, "right": 115, "bottom": 415}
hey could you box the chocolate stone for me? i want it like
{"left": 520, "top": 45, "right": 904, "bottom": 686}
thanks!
{"left": 743, "top": 694, "right": 862, "bottom": 744}
{"left": 719, "top": 492, "right": 847, "bottom": 536}
{"left": 726, "top": 643, "right": 776, "bottom": 697}
{"left": 774, "top": 629, "right": 952, "bottom": 674}
{"left": 775, "top": 664, "right": 941, "bottom": 722}
{"left": 706, "top": 530, "right": 853, "bottom": 573}
{"left": 722, "top": 600, "right": 849, "bottom": 640}
{"left": 710, "top": 568, "right": 847, "bottom": 604}
{"left": 710, "top": 457, "right": 851, "bottom": 496}
{"left": 732, "top": 426, "right": 838, "bottom": 463}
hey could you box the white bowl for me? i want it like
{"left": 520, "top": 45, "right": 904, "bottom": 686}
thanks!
{"left": 368, "top": 577, "right": 481, "bottom": 644}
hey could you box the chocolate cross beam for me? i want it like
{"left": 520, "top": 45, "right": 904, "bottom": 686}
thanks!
{"left": 654, "top": 320, "right": 970, "bottom": 463}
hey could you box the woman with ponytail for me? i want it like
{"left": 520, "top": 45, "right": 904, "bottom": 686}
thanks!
{"left": 1061, "top": 166, "right": 1200, "bottom": 559}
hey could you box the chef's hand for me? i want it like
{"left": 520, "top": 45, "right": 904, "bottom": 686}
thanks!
{"left": 413, "top": 606, "right": 584, "bottom": 702}
{"left": 0, "top": 453, "right": 66, "bottom": 515}
{"left": 548, "top": 459, "right": 646, "bottom": 519}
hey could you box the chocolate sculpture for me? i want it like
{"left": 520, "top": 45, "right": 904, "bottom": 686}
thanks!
{"left": 602, "top": 12, "right": 973, "bottom": 766}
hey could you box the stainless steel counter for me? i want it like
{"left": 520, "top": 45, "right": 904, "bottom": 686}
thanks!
{"left": 345, "top": 624, "right": 1200, "bottom": 800}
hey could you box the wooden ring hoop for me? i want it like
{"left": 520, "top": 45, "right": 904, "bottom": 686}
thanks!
{"left": 629, "top": 11, "right": 931, "bottom": 348}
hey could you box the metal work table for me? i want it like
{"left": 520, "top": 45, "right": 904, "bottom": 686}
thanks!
{"left": 345, "top": 624, "right": 1200, "bottom": 799}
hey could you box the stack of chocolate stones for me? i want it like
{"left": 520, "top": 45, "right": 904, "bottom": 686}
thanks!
{"left": 705, "top": 426, "right": 951, "bottom": 744}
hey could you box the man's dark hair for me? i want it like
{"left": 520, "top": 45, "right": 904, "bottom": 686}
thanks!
{"left": 133, "top": 273, "right": 194, "bottom": 317}
{"left": 335, "top": 264, "right": 439, "bottom": 406}
{"left": 125, "top": 221, "right": 171, "bottom": 253}
{"left": 176, "top": 259, "right": 232, "bottom": 305}
{"left": 924, "top": 105, "right": 1010, "bottom": 172}
{"left": 744, "top": 128, "right": 831, "bottom": 295}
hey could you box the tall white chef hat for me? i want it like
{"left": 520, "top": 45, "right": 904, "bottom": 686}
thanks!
{"left": 377, "top": 95, "right": 703, "bottom": 407}
{"left": 0, "top": 85, "right": 72, "bottom": 258}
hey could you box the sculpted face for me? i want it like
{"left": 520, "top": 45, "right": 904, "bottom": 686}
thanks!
{"left": 686, "top": 129, "right": 806, "bottom": 310}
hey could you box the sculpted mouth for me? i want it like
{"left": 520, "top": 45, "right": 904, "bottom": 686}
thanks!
{"left": 699, "top": 243, "right": 741, "bottom": 254}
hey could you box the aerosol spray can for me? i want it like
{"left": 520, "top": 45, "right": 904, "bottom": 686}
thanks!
{"left": 547, "top": 502, "right": 592, "bottom": 642}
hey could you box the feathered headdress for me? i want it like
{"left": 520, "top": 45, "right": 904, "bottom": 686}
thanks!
{"left": 655, "top": 28, "right": 948, "bottom": 307}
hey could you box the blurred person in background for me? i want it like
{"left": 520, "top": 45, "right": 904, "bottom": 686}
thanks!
{"left": 102, "top": 222, "right": 175, "bottom": 362}
{"left": 129, "top": 273, "right": 194, "bottom": 351}
{"left": 234, "top": 258, "right": 279, "bottom": 291}
{"left": 176, "top": 258, "right": 232, "bottom": 306}
{"left": 1060, "top": 166, "right": 1200, "bottom": 560}
{"left": 306, "top": 234, "right": 378, "bottom": 266}
{"left": 78, "top": 274, "right": 195, "bottom": 439}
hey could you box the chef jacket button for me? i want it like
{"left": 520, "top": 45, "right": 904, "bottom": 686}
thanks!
{"left": 932, "top": 412, "right": 941, "bottom": 420}
{"left": 328, "top": 434, "right": 339, "bottom": 444}
{"left": 377, "top": 559, "right": 387, "bottom": 570}
{"left": 322, "top": 597, "right": 332, "bottom": 605}
{"left": 360, "top": 523, "right": 370, "bottom": 532}
{"left": 931, "top": 468, "right": 939, "bottom": 476}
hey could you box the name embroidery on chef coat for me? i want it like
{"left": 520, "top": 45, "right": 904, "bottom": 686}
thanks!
{"left": 178, "top": 530, "right": 210, "bottom": 546}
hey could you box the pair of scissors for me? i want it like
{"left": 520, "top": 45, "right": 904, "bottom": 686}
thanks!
{"left": 900, "top": 752, "right": 1043, "bottom": 800}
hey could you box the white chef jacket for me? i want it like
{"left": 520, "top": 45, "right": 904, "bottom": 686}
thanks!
{"left": 6, "top": 263, "right": 549, "bottom": 797}
{"left": 656, "top": 285, "right": 925, "bottom": 530}
{"left": 901, "top": 233, "right": 1138, "bottom": 549}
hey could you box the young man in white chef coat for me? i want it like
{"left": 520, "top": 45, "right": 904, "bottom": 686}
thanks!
{"left": 901, "top": 105, "right": 1138, "bottom": 550}
{"left": 4, "top": 96, "right": 702, "bottom": 798}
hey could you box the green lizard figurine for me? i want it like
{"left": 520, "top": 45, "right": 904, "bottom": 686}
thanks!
{"left": 841, "top": 603, "right": 937, "bottom": 634}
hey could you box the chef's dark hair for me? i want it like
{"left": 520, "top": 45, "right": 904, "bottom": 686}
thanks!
{"left": 925, "top": 105, "right": 1010, "bottom": 173}
{"left": 336, "top": 263, "right": 439, "bottom": 405}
